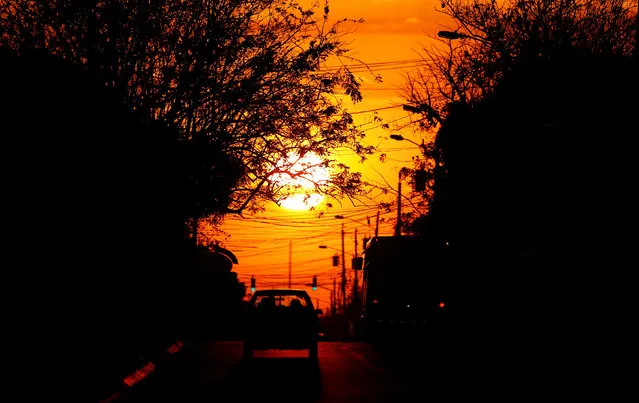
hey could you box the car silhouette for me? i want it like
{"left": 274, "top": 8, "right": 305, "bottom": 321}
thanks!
{"left": 243, "top": 289, "right": 322, "bottom": 361}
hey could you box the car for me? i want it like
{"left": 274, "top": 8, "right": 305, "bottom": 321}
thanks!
{"left": 242, "top": 289, "right": 322, "bottom": 361}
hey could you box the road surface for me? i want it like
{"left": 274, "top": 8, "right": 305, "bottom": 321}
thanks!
{"left": 108, "top": 338, "right": 590, "bottom": 402}
{"left": 114, "top": 341, "right": 448, "bottom": 402}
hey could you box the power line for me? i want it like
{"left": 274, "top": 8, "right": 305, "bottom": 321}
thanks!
{"left": 321, "top": 58, "right": 428, "bottom": 71}
{"left": 349, "top": 104, "right": 405, "bottom": 115}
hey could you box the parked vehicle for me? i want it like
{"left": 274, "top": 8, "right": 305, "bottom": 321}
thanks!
{"left": 359, "top": 236, "right": 451, "bottom": 342}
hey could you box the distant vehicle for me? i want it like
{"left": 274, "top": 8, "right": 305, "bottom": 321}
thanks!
{"left": 243, "top": 289, "right": 322, "bottom": 360}
{"left": 359, "top": 236, "right": 451, "bottom": 341}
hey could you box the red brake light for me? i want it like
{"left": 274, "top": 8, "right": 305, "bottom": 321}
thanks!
{"left": 438, "top": 302, "right": 445, "bottom": 308}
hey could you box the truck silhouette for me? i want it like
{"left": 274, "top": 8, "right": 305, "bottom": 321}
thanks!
{"left": 358, "top": 235, "right": 451, "bottom": 343}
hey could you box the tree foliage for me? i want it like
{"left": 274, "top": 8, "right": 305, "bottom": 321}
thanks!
{"left": 0, "top": 48, "right": 252, "bottom": 396}
{"left": 395, "top": 2, "right": 638, "bottom": 361}
{"left": 1, "top": 0, "right": 376, "bottom": 224}
{"left": 404, "top": 0, "right": 637, "bottom": 132}
{"left": 399, "top": 0, "right": 637, "bottom": 237}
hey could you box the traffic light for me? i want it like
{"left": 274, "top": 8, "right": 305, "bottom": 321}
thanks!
{"left": 312, "top": 275, "right": 317, "bottom": 291}
{"left": 250, "top": 276, "right": 255, "bottom": 292}
{"left": 414, "top": 168, "right": 427, "bottom": 192}
{"left": 352, "top": 257, "right": 363, "bottom": 271}
{"left": 332, "top": 254, "right": 339, "bottom": 266}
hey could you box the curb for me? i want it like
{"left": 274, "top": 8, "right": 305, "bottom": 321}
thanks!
{"left": 97, "top": 340, "right": 186, "bottom": 403}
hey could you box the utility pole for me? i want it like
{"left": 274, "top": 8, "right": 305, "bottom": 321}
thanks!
{"left": 288, "top": 239, "right": 292, "bottom": 288}
{"left": 395, "top": 170, "right": 402, "bottom": 236}
{"left": 353, "top": 228, "right": 359, "bottom": 311}
{"left": 332, "top": 277, "right": 337, "bottom": 316}
{"left": 330, "top": 290, "right": 333, "bottom": 316}
{"left": 354, "top": 228, "right": 358, "bottom": 257}
{"left": 341, "top": 223, "right": 347, "bottom": 314}
{"left": 375, "top": 208, "right": 380, "bottom": 237}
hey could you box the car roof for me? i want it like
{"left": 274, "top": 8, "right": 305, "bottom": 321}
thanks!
{"left": 251, "top": 289, "right": 309, "bottom": 297}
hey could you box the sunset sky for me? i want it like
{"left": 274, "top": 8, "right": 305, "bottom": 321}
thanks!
{"left": 221, "top": 0, "right": 456, "bottom": 307}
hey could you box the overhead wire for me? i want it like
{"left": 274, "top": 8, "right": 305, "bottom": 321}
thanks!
{"left": 320, "top": 58, "right": 429, "bottom": 73}
{"left": 220, "top": 53, "right": 430, "bottom": 289}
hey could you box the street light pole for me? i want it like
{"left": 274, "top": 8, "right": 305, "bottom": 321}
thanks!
{"left": 353, "top": 228, "right": 359, "bottom": 310}
{"left": 288, "top": 239, "right": 292, "bottom": 288}
{"left": 333, "top": 277, "right": 337, "bottom": 315}
{"left": 390, "top": 133, "right": 426, "bottom": 152}
{"left": 331, "top": 214, "right": 373, "bottom": 314}
{"left": 390, "top": 133, "right": 430, "bottom": 232}
{"left": 395, "top": 169, "right": 402, "bottom": 236}
{"left": 341, "top": 222, "right": 346, "bottom": 314}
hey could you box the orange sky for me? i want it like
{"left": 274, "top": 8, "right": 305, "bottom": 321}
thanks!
{"left": 221, "top": 0, "right": 455, "bottom": 308}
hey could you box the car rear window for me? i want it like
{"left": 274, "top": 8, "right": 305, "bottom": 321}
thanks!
{"left": 251, "top": 294, "right": 309, "bottom": 309}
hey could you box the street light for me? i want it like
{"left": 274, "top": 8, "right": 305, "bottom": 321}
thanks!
{"left": 437, "top": 30, "right": 491, "bottom": 44}
{"left": 334, "top": 214, "right": 375, "bottom": 259}
{"left": 390, "top": 136, "right": 429, "bottom": 234}
{"left": 437, "top": 30, "right": 464, "bottom": 40}
{"left": 334, "top": 214, "right": 372, "bottom": 226}
{"left": 318, "top": 244, "right": 353, "bottom": 257}
{"left": 322, "top": 214, "right": 372, "bottom": 315}
{"left": 391, "top": 133, "right": 428, "bottom": 192}
{"left": 317, "top": 244, "right": 342, "bottom": 315}
{"left": 333, "top": 216, "right": 365, "bottom": 317}
{"left": 402, "top": 103, "right": 443, "bottom": 125}
{"left": 389, "top": 133, "right": 426, "bottom": 153}
{"left": 320, "top": 223, "right": 348, "bottom": 314}
{"left": 334, "top": 214, "right": 378, "bottom": 235}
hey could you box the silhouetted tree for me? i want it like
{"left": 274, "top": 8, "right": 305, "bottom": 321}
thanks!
{"left": 400, "top": 0, "right": 636, "bottom": 239}
{"left": 398, "top": 0, "right": 638, "bottom": 373}
{"left": 404, "top": 0, "right": 636, "bottom": 127}
{"left": 2, "top": 0, "right": 378, "bottom": 245}
{"left": 0, "top": 46, "right": 248, "bottom": 400}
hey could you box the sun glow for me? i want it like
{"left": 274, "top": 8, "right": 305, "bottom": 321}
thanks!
{"left": 271, "top": 152, "right": 330, "bottom": 210}
{"left": 280, "top": 193, "right": 325, "bottom": 210}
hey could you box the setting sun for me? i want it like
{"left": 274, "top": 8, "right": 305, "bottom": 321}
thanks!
{"left": 270, "top": 152, "right": 330, "bottom": 210}
{"left": 280, "top": 193, "right": 325, "bottom": 210}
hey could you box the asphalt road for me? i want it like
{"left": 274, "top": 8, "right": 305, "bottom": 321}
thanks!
{"left": 109, "top": 337, "right": 618, "bottom": 403}
{"left": 114, "top": 341, "right": 450, "bottom": 403}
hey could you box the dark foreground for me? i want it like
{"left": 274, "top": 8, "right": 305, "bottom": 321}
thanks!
{"left": 96, "top": 336, "right": 625, "bottom": 403}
